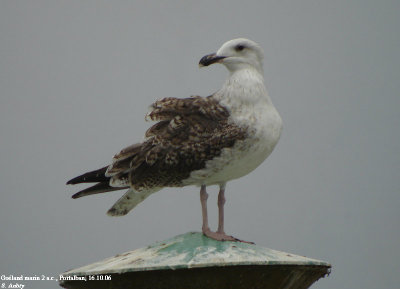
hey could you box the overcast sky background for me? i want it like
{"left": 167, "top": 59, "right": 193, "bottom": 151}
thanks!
{"left": 1, "top": 1, "right": 399, "bottom": 289}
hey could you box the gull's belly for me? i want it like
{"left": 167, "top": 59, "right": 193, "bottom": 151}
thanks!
{"left": 204, "top": 139, "right": 272, "bottom": 185}
{"left": 186, "top": 130, "right": 280, "bottom": 186}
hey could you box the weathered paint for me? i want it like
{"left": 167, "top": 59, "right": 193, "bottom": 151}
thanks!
{"left": 61, "top": 232, "right": 330, "bottom": 277}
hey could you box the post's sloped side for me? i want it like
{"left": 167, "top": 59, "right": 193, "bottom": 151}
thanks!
{"left": 60, "top": 265, "right": 330, "bottom": 289}
{"left": 60, "top": 232, "right": 331, "bottom": 289}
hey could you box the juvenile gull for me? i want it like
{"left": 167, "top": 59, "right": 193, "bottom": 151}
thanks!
{"left": 67, "top": 38, "right": 282, "bottom": 242}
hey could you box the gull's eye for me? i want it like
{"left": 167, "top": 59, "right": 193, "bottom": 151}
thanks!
{"left": 235, "top": 44, "right": 245, "bottom": 52}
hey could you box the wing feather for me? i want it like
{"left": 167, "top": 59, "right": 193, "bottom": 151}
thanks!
{"left": 68, "top": 95, "right": 247, "bottom": 199}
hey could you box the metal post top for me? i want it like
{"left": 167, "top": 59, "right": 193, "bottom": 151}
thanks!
{"left": 61, "top": 232, "right": 330, "bottom": 277}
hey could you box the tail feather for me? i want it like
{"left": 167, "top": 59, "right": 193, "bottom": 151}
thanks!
{"left": 71, "top": 182, "right": 127, "bottom": 199}
{"left": 111, "top": 143, "right": 141, "bottom": 162}
{"left": 107, "top": 188, "right": 159, "bottom": 216}
{"left": 67, "top": 166, "right": 109, "bottom": 185}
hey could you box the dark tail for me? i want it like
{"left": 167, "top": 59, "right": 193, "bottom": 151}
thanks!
{"left": 72, "top": 182, "right": 127, "bottom": 199}
{"left": 66, "top": 166, "right": 109, "bottom": 184}
{"left": 67, "top": 166, "right": 128, "bottom": 199}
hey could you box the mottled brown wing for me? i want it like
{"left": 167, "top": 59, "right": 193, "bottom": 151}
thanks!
{"left": 106, "top": 96, "right": 247, "bottom": 191}
{"left": 145, "top": 96, "right": 229, "bottom": 121}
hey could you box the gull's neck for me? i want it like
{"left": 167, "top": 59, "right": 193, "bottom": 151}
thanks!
{"left": 214, "top": 67, "right": 273, "bottom": 109}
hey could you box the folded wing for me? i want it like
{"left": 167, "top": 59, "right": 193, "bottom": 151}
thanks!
{"left": 67, "top": 95, "right": 247, "bottom": 199}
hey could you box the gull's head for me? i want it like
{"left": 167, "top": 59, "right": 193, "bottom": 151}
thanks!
{"left": 199, "top": 38, "right": 264, "bottom": 74}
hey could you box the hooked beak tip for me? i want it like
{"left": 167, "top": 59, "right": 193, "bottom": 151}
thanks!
{"left": 199, "top": 53, "right": 226, "bottom": 67}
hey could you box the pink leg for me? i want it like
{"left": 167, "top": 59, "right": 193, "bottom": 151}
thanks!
{"left": 200, "top": 184, "right": 253, "bottom": 243}
{"left": 217, "top": 184, "right": 226, "bottom": 234}
{"left": 200, "top": 185, "right": 210, "bottom": 233}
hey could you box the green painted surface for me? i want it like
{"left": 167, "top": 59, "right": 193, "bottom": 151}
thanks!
{"left": 62, "top": 232, "right": 330, "bottom": 277}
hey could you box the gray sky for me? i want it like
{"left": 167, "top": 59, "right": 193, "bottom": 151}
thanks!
{"left": 1, "top": 1, "right": 399, "bottom": 288}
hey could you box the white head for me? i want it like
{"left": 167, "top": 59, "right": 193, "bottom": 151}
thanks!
{"left": 199, "top": 38, "right": 264, "bottom": 74}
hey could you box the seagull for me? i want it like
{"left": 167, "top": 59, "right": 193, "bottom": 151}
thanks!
{"left": 67, "top": 38, "right": 282, "bottom": 242}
